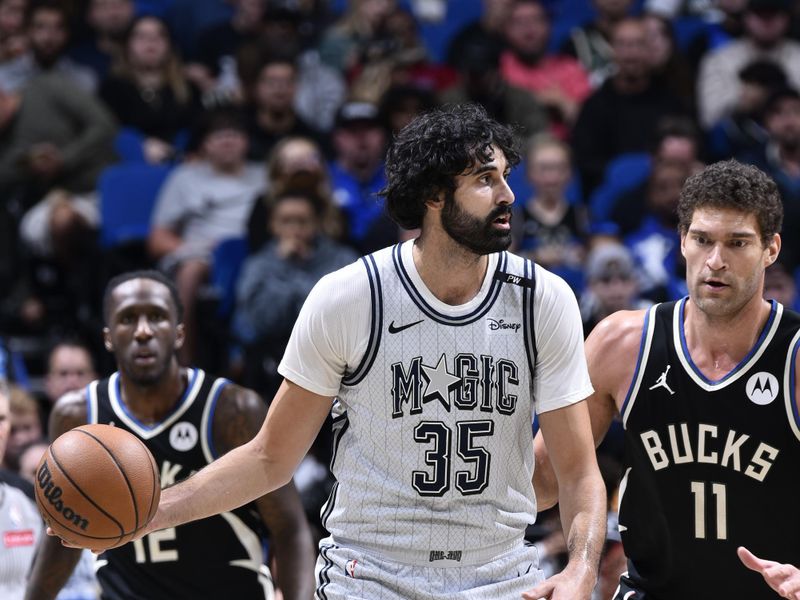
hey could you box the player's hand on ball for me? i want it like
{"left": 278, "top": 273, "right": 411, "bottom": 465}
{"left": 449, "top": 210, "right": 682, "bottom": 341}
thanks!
{"left": 738, "top": 546, "right": 800, "bottom": 599}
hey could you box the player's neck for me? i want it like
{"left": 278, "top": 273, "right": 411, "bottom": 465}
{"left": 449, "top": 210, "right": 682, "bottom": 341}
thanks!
{"left": 118, "top": 363, "right": 187, "bottom": 425}
{"left": 412, "top": 234, "right": 488, "bottom": 305}
{"left": 683, "top": 295, "right": 773, "bottom": 373}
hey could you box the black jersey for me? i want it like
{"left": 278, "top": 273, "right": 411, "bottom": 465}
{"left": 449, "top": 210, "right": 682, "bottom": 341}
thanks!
{"left": 87, "top": 369, "right": 273, "bottom": 600}
{"left": 618, "top": 299, "right": 800, "bottom": 599}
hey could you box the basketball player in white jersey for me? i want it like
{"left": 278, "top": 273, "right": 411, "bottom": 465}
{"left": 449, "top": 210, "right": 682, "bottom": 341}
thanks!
{"left": 53, "top": 104, "right": 606, "bottom": 599}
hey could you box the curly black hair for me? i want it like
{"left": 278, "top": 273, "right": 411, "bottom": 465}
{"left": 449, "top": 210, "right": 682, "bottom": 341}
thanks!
{"left": 380, "top": 103, "right": 521, "bottom": 230}
{"left": 678, "top": 160, "right": 783, "bottom": 245}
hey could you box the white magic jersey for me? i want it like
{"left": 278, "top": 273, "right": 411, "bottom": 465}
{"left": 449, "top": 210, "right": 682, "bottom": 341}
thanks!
{"left": 279, "top": 241, "right": 592, "bottom": 566}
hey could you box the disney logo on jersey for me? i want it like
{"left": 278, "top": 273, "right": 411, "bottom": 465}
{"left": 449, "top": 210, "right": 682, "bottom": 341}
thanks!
{"left": 169, "top": 421, "right": 198, "bottom": 451}
{"left": 391, "top": 353, "right": 519, "bottom": 417}
{"left": 486, "top": 318, "right": 521, "bottom": 334}
{"left": 745, "top": 372, "right": 779, "bottom": 405}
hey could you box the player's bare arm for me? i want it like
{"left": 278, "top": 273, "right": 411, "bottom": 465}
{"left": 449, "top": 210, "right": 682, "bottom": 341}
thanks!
{"left": 212, "top": 383, "right": 316, "bottom": 600}
{"left": 24, "top": 390, "right": 89, "bottom": 600}
{"left": 523, "top": 399, "right": 607, "bottom": 600}
{"left": 142, "top": 379, "right": 332, "bottom": 541}
{"left": 533, "top": 309, "right": 646, "bottom": 510}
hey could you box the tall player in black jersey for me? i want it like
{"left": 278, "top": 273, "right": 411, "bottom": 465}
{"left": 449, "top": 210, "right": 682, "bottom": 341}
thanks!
{"left": 25, "top": 271, "right": 315, "bottom": 600}
{"left": 535, "top": 159, "right": 800, "bottom": 599}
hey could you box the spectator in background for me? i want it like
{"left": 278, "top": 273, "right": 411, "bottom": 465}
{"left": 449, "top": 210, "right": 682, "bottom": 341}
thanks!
{"left": 14, "top": 437, "right": 44, "bottom": 484}
{"left": 148, "top": 109, "right": 265, "bottom": 364}
{"left": 19, "top": 188, "right": 99, "bottom": 266}
{"left": 0, "top": 1, "right": 96, "bottom": 93}
{"left": 446, "top": 0, "right": 511, "bottom": 69}
{"left": 683, "top": 0, "right": 747, "bottom": 77}
{"left": 624, "top": 159, "right": 692, "bottom": 301}
{"left": 562, "top": 0, "right": 634, "bottom": 88}
{"left": 2, "top": 384, "right": 40, "bottom": 470}
{"left": 99, "top": 15, "right": 200, "bottom": 164}
{"left": 513, "top": 135, "right": 588, "bottom": 290}
{"left": 579, "top": 242, "right": 650, "bottom": 336}
{"left": 763, "top": 255, "right": 797, "bottom": 308}
{"left": 188, "top": 0, "right": 267, "bottom": 103}
{"left": 4, "top": 191, "right": 105, "bottom": 346}
{"left": 739, "top": 86, "right": 800, "bottom": 270}
{"left": 248, "top": 135, "right": 343, "bottom": 251}
{"left": 0, "top": 0, "right": 28, "bottom": 63}
{"left": 43, "top": 339, "right": 96, "bottom": 419}
{"left": 571, "top": 17, "right": 686, "bottom": 195}
{"left": 317, "top": 0, "right": 397, "bottom": 75}
{"left": 440, "top": 35, "right": 548, "bottom": 140}
{"left": 707, "top": 59, "right": 786, "bottom": 160}
{"left": 233, "top": 188, "right": 357, "bottom": 393}
{"left": 642, "top": 13, "right": 695, "bottom": 110}
{"left": 329, "top": 101, "right": 388, "bottom": 251}
{"left": 69, "top": 0, "right": 134, "bottom": 80}
{"left": 697, "top": 0, "right": 800, "bottom": 128}
{"left": 0, "top": 379, "right": 42, "bottom": 600}
{"left": 379, "top": 84, "right": 436, "bottom": 136}
{"left": 0, "top": 70, "right": 116, "bottom": 204}
{"left": 347, "top": 7, "right": 456, "bottom": 104}
{"left": 241, "top": 54, "right": 323, "bottom": 161}
{"left": 236, "top": 6, "right": 347, "bottom": 133}
{"left": 500, "top": 0, "right": 591, "bottom": 132}
{"left": 607, "top": 116, "right": 705, "bottom": 235}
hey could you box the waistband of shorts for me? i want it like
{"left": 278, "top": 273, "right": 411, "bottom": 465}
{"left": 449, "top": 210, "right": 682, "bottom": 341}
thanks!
{"left": 327, "top": 535, "right": 526, "bottom": 567}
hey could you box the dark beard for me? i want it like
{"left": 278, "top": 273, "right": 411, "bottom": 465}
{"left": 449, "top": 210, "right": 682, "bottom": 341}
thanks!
{"left": 441, "top": 192, "right": 513, "bottom": 255}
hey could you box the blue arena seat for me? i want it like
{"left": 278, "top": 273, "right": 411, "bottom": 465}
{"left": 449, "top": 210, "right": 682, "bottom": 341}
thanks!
{"left": 99, "top": 163, "right": 172, "bottom": 248}
{"left": 589, "top": 152, "right": 652, "bottom": 224}
{"left": 209, "top": 237, "right": 249, "bottom": 319}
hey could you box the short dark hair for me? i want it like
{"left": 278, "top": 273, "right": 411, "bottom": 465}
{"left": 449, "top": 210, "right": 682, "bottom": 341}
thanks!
{"left": 764, "top": 86, "right": 800, "bottom": 118}
{"left": 46, "top": 337, "right": 96, "bottom": 372}
{"left": 102, "top": 270, "right": 184, "bottom": 325}
{"left": 739, "top": 59, "right": 788, "bottom": 88}
{"left": 26, "top": 0, "right": 68, "bottom": 27}
{"left": 380, "top": 103, "right": 520, "bottom": 230}
{"left": 677, "top": 160, "right": 783, "bottom": 245}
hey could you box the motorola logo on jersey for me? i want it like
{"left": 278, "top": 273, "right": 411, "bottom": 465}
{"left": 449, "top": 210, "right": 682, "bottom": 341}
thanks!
{"left": 169, "top": 421, "right": 198, "bottom": 451}
{"left": 745, "top": 372, "right": 779, "bottom": 405}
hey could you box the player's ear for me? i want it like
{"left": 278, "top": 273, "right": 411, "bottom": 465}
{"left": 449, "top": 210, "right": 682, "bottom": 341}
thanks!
{"left": 425, "top": 191, "right": 445, "bottom": 211}
{"left": 766, "top": 233, "right": 781, "bottom": 266}
{"left": 174, "top": 322, "right": 185, "bottom": 350}
{"left": 103, "top": 327, "right": 113, "bottom": 352}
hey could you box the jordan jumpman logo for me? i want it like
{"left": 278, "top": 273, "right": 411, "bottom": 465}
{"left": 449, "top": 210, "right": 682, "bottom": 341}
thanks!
{"left": 649, "top": 365, "right": 675, "bottom": 395}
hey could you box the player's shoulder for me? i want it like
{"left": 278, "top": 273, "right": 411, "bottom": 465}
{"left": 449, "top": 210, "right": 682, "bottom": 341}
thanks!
{"left": 212, "top": 382, "right": 266, "bottom": 451}
{"left": 216, "top": 381, "right": 265, "bottom": 417}
{"left": 588, "top": 308, "right": 649, "bottom": 358}
{"left": 309, "top": 253, "right": 373, "bottom": 304}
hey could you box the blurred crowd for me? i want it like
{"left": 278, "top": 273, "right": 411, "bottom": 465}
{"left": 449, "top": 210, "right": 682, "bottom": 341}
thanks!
{"left": 2, "top": 0, "right": 800, "bottom": 598}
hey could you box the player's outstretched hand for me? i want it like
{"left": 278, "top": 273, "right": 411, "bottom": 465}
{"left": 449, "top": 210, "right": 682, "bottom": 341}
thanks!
{"left": 738, "top": 546, "right": 800, "bottom": 599}
{"left": 520, "top": 564, "right": 596, "bottom": 600}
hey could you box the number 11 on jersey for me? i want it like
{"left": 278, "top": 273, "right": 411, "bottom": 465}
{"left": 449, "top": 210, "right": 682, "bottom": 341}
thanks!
{"left": 691, "top": 481, "right": 727, "bottom": 540}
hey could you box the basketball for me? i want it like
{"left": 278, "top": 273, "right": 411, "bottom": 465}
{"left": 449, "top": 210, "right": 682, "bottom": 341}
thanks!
{"left": 34, "top": 424, "right": 160, "bottom": 552}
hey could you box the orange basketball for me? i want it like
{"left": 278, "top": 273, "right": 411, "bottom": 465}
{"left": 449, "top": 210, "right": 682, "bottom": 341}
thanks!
{"left": 34, "top": 424, "right": 160, "bottom": 552}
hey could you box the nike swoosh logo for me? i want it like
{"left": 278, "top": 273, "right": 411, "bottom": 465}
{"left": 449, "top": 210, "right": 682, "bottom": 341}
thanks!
{"left": 388, "top": 319, "right": 423, "bottom": 334}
